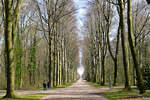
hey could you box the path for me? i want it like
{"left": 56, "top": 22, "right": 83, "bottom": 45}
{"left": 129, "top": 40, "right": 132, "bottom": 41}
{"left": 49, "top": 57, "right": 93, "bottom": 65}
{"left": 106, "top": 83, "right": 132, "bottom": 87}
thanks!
{"left": 41, "top": 80, "right": 108, "bottom": 100}
{"left": 0, "top": 89, "right": 52, "bottom": 97}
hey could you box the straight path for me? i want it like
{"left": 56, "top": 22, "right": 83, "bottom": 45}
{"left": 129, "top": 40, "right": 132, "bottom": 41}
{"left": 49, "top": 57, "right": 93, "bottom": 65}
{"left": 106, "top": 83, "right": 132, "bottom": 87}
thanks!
{"left": 41, "top": 80, "right": 108, "bottom": 100}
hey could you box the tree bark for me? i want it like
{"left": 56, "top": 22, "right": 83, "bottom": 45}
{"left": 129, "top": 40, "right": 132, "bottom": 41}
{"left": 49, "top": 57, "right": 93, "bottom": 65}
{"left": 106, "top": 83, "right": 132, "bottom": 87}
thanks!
{"left": 106, "top": 23, "right": 120, "bottom": 86}
{"left": 4, "top": 0, "right": 22, "bottom": 98}
{"left": 101, "top": 57, "right": 105, "bottom": 86}
{"left": 127, "top": 0, "right": 145, "bottom": 94}
{"left": 118, "top": 0, "right": 131, "bottom": 90}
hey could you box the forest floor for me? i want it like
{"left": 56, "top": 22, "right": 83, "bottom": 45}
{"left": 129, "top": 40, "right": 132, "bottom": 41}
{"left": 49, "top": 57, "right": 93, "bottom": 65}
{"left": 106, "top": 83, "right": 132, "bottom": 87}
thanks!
{"left": 40, "top": 80, "right": 108, "bottom": 100}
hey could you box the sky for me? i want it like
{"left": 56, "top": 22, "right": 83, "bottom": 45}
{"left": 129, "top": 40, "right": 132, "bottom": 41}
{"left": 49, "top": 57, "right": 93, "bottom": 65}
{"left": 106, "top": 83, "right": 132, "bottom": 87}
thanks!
{"left": 77, "top": 48, "right": 84, "bottom": 78}
{"left": 73, "top": 0, "right": 89, "bottom": 40}
{"left": 73, "top": 0, "right": 89, "bottom": 77}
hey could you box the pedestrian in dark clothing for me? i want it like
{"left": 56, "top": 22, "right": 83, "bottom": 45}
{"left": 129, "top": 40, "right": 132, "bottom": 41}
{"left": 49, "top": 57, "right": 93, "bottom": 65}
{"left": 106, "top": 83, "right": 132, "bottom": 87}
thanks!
{"left": 47, "top": 81, "right": 50, "bottom": 89}
{"left": 43, "top": 80, "right": 47, "bottom": 90}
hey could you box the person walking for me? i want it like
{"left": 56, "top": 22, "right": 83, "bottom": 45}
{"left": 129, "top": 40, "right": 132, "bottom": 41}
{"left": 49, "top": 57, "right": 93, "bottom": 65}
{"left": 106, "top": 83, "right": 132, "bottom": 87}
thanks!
{"left": 43, "top": 80, "right": 47, "bottom": 90}
{"left": 47, "top": 81, "right": 50, "bottom": 89}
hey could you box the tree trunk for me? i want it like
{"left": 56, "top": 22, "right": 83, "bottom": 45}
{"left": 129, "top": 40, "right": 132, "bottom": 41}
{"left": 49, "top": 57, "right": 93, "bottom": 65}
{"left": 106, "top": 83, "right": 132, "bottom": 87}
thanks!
{"left": 101, "top": 58, "right": 105, "bottom": 86}
{"left": 113, "top": 59, "right": 118, "bottom": 86}
{"left": 118, "top": 0, "right": 131, "bottom": 90}
{"left": 127, "top": 0, "right": 145, "bottom": 94}
{"left": 29, "top": 71, "right": 32, "bottom": 85}
{"left": 4, "top": 13, "right": 16, "bottom": 97}
{"left": 4, "top": 0, "right": 22, "bottom": 98}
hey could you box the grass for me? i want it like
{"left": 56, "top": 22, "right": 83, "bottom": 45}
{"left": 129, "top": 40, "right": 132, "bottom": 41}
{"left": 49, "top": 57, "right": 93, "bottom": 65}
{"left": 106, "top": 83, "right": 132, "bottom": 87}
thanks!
{"left": 0, "top": 93, "right": 48, "bottom": 100}
{"left": 87, "top": 81, "right": 109, "bottom": 88}
{"left": 54, "top": 82, "right": 73, "bottom": 88}
{"left": 47, "top": 81, "right": 75, "bottom": 90}
{"left": 87, "top": 81, "right": 150, "bottom": 100}
{"left": 104, "top": 89, "right": 150, "bottom": 100}
{"left": 87, "top": 82, "right": 101, "bottom": 87}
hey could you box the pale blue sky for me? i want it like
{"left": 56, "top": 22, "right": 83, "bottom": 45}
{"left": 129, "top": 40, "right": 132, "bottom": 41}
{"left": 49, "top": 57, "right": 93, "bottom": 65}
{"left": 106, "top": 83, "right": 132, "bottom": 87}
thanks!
{"left": 73, "top": 0, "right": 89, "bottom": 40}
{"left": 73, "top": 0, "right": 88, "bottom": 76}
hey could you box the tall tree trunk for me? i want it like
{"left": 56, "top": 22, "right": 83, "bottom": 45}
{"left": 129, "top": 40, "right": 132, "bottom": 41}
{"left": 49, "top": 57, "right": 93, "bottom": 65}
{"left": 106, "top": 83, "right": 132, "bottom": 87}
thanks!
{"left": 48, "top": 15, "right": 53, "bottom": 87}
{"left": 106, "top": 23, "right": 120, "bottom": 86}
{"left": 4, "top": 0, "right": 22, "bottom": 98}
{"left": 4, "top": 5, "right": 16, "bottom": 97}
{"left": 101, "top": 57, "right": 105, "bottom": 86}
{"left": 53, "top": 28, "right": 57, "bottom": 87}
{"left": 113, "top": 59, "right": 118, "bottom": 86}
{"left": 127, "top": 0, "right": 145, "bottom": 94}
{"left": 29, "top": 71, "right": 32, "bottom": 85}
{"left": 118, "top": 0, "right": 131, "bottom": 90}
{"left": 51, "top": 37, "right": 54, "bottom": 87}
{"left": 113, "top": 24, "right": 121, "bottom": 86}
{"left": 48, "top": 41, "right": 52, "bottom": 87}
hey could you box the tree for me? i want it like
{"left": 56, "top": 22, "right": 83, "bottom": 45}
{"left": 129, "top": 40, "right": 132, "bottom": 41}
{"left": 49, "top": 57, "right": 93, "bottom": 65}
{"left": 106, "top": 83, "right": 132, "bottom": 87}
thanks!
{"left": 35, "top": 0, "right": 77, "bottom": 87}
{"left": 3, "top": 0, "right": 22, "bottom": 98}
{"left": 15, "top": 30, "right": 23, "bottom": 89}
{"left": 118, "top": 0, "right": 131, "bottom": 90}
{"left": 102, "top": 0, "right": 120, "bottom": 86}
{"left": 28, "top": 34, "right": 37, "bottom": 85}
{"left": 0, "top": 0, "right": 78, "bottom": 91}
{"left": 146, "top": 0, "right": 150, "bottom": 4}
{"left": 127, "top": 0, "right": 145, "bottom": 94}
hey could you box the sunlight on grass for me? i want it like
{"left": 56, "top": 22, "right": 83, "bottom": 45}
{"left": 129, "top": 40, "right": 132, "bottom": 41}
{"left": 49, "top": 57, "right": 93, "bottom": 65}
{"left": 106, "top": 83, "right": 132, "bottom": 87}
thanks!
{"left": 56, "top": 82, "right": 72, "bottom": 88}
{"left": 87, "top": 82, "right": 109, "bottom": 88}
{"left": 88, "top": 81, "right": 150, "bottom": 100}
{"left": 88, "top": 82, "right": 101, "bottom": 87}
{"left": 104, "top": 90, "right": 150, "bottom": 100}
{"left": 51, "top": 81, "right": 74, "bottom": 89}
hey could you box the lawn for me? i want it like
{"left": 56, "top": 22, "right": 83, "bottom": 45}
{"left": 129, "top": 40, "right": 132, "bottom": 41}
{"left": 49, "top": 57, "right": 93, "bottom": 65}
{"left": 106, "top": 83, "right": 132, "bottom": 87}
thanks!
{"left": 54, "top": 82, "right": 74, "bottom": 88}
{"left": 87, "top": 81, "right": 150, "bottom": 100}
{"left": 45, "top": 81, "right": 75, "bottom": 90}
{"left": 87, "top": 82, "right": 109, "bottom": 88}
{"left": 104, "top": 89, "right": 150, "bottom": 100}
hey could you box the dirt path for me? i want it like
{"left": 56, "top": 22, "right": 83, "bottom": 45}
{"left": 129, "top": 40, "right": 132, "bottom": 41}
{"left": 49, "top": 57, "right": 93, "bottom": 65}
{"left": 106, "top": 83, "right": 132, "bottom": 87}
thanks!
{"left": 0, "top": 89, "right": 51, "bottom": 97}
{"left": 40, "top": 80, "right": 108, "bottom": 100}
